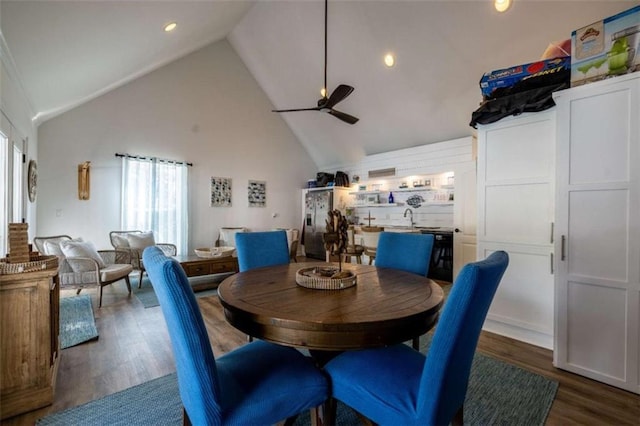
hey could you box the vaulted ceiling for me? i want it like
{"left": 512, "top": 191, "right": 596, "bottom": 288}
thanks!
{"left": 1, "top": 1, "right": 633, "bottom": 168}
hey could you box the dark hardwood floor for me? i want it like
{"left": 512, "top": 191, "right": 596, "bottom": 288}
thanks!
{"left": 3, "top": 271, "right": 639, "bottom": 425}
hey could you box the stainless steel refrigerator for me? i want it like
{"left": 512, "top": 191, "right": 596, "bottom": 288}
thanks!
{"left": 303, "top": 189, "right": 333, "bottom": 260}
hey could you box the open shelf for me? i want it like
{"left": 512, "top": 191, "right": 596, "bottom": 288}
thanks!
{"left": 350, "top": 203, "right": 399, "bottom": 208}
{"left": 394, "top": 187, "right": 434, "bottom": 192}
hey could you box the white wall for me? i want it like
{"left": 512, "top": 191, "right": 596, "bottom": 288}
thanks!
{"left": 36, "top": 39, "right": 317, "bottom": 252}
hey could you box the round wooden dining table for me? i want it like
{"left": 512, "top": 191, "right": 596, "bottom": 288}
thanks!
{"left": 217, "top": 262, "right": 444, "bottom": 352}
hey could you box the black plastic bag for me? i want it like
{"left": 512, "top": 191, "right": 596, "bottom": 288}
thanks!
{"left": 335, "top": 171, "right": 349, "bottom": 187}
{"left": 316, "top": 172, "right": 334, "bottom": 187}
{"left": 470, "top": 82, "right": 568, "bottom": 128}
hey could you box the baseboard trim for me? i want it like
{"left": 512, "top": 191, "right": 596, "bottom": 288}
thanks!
{"left": 483, "top": 318, "right": 553, "bottom": 350}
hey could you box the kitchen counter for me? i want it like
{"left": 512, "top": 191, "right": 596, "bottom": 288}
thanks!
{"left": 355, "top": 225, "right": 453, "bottom": 233}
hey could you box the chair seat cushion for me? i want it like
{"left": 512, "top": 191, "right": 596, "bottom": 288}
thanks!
{"left": 324, "top": 344, "right": 425, "bottom": 424}
{"left": 100, "top": 263, "right": 133, "bottom": 282}
{"left": 217, "top": 340, "right": 328, "bottom": 424}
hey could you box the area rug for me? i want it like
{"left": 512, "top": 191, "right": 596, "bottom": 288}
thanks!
{"left": 37, "top": 349, "right": 557, "bottom": 425}
{"left": 59, "top": 295, "right": 99, "bottom": 349}
{"left": 133, "top": 276, "right": 224, "bottom": 308}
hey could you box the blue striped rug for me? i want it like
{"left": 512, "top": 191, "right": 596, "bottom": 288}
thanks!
{"left": 37, "top": 347, "right": 557, "bottom": 425}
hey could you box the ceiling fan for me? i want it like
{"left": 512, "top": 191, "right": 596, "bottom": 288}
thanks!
{"left": 272, "top": 0, "right": 359, "bottom": 125}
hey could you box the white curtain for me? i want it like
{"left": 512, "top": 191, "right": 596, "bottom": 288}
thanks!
{"left": 121, "top": 156, "right": 189, "bottom": 255}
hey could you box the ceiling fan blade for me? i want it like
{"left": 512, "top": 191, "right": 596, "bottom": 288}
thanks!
{"left": 272, "top": 107, "right": 321, "bottom": 113}
{"left": 325, "top": 84, "right": 354, "bottom": 109}
{"left": 328, "top": 109, "right": 359, "bottom": 125}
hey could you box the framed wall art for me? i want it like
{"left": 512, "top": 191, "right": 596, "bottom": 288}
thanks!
{"left": 210, "top": 177, "right": 232, "bottom": 207}
{"left": 27, "top": 159, "right": 37, "bottom": 203}
{"left": 248, "top": 180, "right": 266, "bottom": 207}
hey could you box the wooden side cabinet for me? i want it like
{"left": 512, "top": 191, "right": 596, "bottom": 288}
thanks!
{"left": 1, "top": 268, "right": 60, "bottom": 420}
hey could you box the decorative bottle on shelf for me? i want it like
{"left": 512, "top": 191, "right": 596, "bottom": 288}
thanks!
{"left": 388, "top": 192, "right": 394, "bottom": 204}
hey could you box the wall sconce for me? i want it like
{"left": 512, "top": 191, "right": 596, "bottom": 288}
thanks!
{"left": 78, "top": 161, "right": 91, "bottom": 200}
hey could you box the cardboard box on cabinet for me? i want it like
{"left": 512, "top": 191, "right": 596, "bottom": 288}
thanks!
{"left": 571, "top": 5, "right": 640, "bottom": 87}
{"left": 479, "top": 56, "right": 570, "bottom": 99}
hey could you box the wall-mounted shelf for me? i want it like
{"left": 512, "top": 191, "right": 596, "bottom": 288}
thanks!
{"left": 350, "top": 202, "right": 453, "bottom": 208}
{"left": 350, "top": 203, "right": 399, "bottom": 208}
{"left": 350, "top": 187, "right": 435, "bottom": 195}
{"left": 394, "top": 187, "right": 434, "bottom": 192}
{"left": 349, "top": 190, "right": 382, "bottom": 195}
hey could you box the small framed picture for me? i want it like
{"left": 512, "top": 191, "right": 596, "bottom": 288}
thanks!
{"left": 248, "top": 180, "right": 266, "bottom": 207}
{"left": 211, "top": 177, "right": 232, "bottom": 207}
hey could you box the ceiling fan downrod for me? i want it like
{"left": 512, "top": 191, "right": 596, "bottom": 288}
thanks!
{"left": 271, "top": 0, "right": 359, "bottom": 125}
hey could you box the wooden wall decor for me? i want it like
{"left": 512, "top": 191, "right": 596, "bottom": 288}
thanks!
{"left": 78, "top": 161, "right": 90, "bottom": 200}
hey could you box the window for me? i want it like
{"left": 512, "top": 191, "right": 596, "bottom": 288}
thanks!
{"left": 0, "top": 130, "right": 7, "bottom": 256}
{"left": 0, "top": 113, "right": 26, "bottom": 256}
{"left": 120, "top": 155, "right": 189, "bottom": 255}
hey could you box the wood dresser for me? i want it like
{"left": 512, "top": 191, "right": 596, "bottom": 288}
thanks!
{"left": 174, "top": 255, "right": 239, "bottom": 291}
{"left": 0, "top": 268, "right": 60, "bottom": 420}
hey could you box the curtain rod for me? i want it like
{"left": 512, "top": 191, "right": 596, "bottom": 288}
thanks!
{"left": 115, "top": 153, "right": 192, "bottom": 167}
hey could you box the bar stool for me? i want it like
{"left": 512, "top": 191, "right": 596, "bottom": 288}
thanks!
{"left": 343, "top": 227, "right": 364, "bottom": 264}
{"left": 360, "top": 226, "right": 384, "bottom": 265}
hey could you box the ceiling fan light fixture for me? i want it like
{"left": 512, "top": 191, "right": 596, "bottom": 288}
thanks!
{"left": 320, "top": 87, "right": 327, "bottom": 97}
{"left": 494, "top": 0, "right": 512, "bottom": 13}
{"left": 384, "top": 53, "right": 395, "bottom": 67}
{"left": 164, "top": 22, "right": 177, "bottom": 32}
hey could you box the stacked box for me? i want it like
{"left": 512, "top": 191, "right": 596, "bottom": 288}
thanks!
{"left": 479, "top": 56, "right": 570, "bottom": 99}
{"left": 8, "top": 223, "right": 30, "bottom": 263}
{"left": 571, "top": 5, "right": 640, "bottom": 86}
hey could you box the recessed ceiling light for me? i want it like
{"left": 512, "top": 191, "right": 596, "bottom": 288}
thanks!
{"left": 494, "top": 0, "right": 512, "bottom": 13}
{"left": 384, "top": 53, "right": 395, "bottom": 67}
{"left": 164, "top": 22, "right": 177, "bottom": 32}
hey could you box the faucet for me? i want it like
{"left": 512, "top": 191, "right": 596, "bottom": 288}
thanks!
{"left": 403, "top": 208, "right": 414, "bottom": 227}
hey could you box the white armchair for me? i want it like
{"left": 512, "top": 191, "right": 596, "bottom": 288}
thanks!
{"left": 34, "top": 235, "right": 133, "bottom": 307}
{"left": 109, "top": 231, "right": 177, "bottom": 287}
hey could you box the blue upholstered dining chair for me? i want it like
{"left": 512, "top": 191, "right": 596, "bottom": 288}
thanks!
{"left": 324, "top": 250, "right": 509, "bottom": 426}
{"left": 235, "top": 230, "right": 290, "bottom": 272}
{"left": 375, "top": 231, "right": 435, "bottom": 349}
{"left": 142, "top": 246, "right": 328, "bottom": 425}
{"left": 375, "top": 231, "right": 435, "bottom": 277}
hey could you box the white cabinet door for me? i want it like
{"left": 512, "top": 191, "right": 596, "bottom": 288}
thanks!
{"left": 477, "top": 111, "right": 556, "bottom": 349}
{"left": 453, "top": 160, "right": 477, "bottom": 279}
{"left": 554, "top": 74, "right": 640, "bottom": 394}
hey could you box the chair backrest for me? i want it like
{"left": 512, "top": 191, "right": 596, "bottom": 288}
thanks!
{"left": 360, "top": 226, "right": 383, "bottom": 249}
{"left": 34, "top": 235, "right": 73, "bottom": 257}
{"left": 142, "top": 246, "right": 222, "bottom": 424}
{"left": 109, "top": 230, "right": 143, "bottom": 248}
{"left": 346, "top": 227, "right": 357, "bottom": 247}
{"left": 217, "top": 227, "right": 247, "bottom": 248}
{"left": 235, "top": 230, "right": 290, "bottom": 272}
{"left": 375, "top": 232, "right": 435, "bottom": 276}
{"left": 418, "top": 250, "right": 509, "bottom": 424}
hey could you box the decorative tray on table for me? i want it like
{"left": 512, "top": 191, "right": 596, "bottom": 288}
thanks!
{"left": 296, "top": 266, "right": 357, "bottom": 290}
